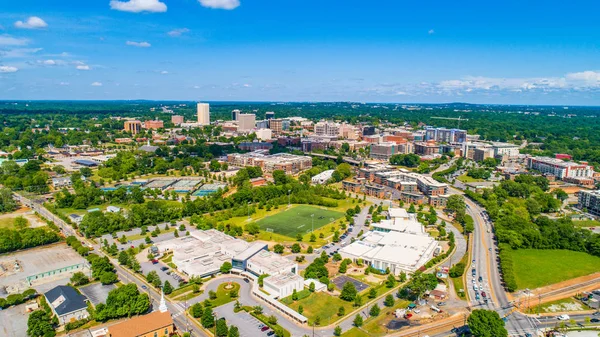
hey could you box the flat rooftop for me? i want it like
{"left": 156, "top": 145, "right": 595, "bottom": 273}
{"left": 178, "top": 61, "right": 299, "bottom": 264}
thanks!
{"left": 247, "top": 250, "right": 295, "bottom": 275}
{"left": 264, "top": 271, "right": 303, "bottom": 287}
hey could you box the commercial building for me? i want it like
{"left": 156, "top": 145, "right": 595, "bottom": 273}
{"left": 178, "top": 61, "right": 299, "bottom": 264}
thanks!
{"left": 255, "top": 128, "right": 272, "bottom": 141}
{"left": 414, "top": 141, "right": 440, "bottom": 156}
{"left": 238, "top": 142, "right": 273, "bottom": 151}
{"left": 197, "top": 103, "right": 210, "bottom": 125}
{"left": 52, "top": 176, "right": 72, "bottom": 188}
{"left": 370, "top": 142, "right": 413, "bottom": 160}
{"left": 362, "top": 126, "right": 376, "bottom": 136}
{"left": 232, "top": 109, "right": 240, "bottom": 121}
{"left": 123, "top": 120, "right": 142, "bottom": 135}
{"left": 527, "top": 156, "right": 594, "bottom": 182}
{"left": 238, "top": 113, "right": 256, "bottom": 132}
{"left": 269, "top": 119, "right": 284, "bottom": 134}
{"left": 144, "top": 120, "right": 164, "bottom": 130}
{"left": 425, "top": 127, "right": 467, "bottom": 143}
{"left": 492, "top": 142, "right": 520, "bottom": 158}
{"left": 171, "top": 115, "right": 184, "bottom": 125}
{"left": 473, "top": 147, "right": 495, "bottom": 162}
{"left": 227, "top": 151, "right": 312, "bottom": 176}
{"left": 246, "top": 249, "right": 298, "bottom": 276}
{"left": 314, "top": 121, "right": 340, "bottom": 137}
{"left": 578, "top": 190, "right": 600, "bottom": 217}
{"left": 44, "top": 285, "right": 89, "bottom": 325}
{"left": 263, "top": 272, "right": 304, "bottom": 298}
{"left": 265, "top": 111, "right": 275, "bottom": 120}
{"left": 339, "top": 229, "right": 438, "bottom": 275}
{"left": 311, "top": 169, "right": 334, "bottom": 185}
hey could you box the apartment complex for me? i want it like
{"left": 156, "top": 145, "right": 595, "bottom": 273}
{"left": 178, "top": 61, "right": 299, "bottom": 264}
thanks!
{"left": 578, "top": 190, "right": 600, "bottom": 217}
{"left": 269, "top": 119, "right": 284, "bottom": 134}
{"left": 414, "top": 141, "right": 440, "bottom": 155}
{"left": 171, "top": 115, "right": 184, "bottom": 125}
{"left": 370, "top": 142, "right": 413, "bottom": 160}
{"left": 123, "top": 120, "right": 142, "bottom": 134}
{"left": 197, "top": 102, "right": 210, "bottom": 125}
{"left": 314, "top": 121, "right": 340, "bottom": 137}
{"left": 144, "top": 120, "right": 164, "bottom": 130}
{"left": 227, "top": 151, "right": 312, "bottom": 175}
{"left": 425, "top": 127, "right": 467, "bottom": 143}
{"left": 527, "top": 156, "right": 594, "bottom": 183}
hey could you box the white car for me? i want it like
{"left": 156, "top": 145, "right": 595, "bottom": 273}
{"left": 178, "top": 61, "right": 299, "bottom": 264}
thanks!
{"left": 557, "top": 314, "right": 570, "bottom": 320}
{"left": 473, "top": 285, "right": 479, "bottom": 291}
{"left": 413, "top": 309, "right": 421, "bottom": 314}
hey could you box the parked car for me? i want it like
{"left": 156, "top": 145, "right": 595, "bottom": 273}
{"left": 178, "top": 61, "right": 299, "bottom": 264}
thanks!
{"left": 481, "top": 291, "right": 487, "bottom": 298}
{"left": 151, "top": 259, "right": 159, "bottom": 264}
{"left": 160, "top": 266, "right": 169, "bottom": 271}
{"left": 557, "top": 314, "right": 570, "bottom": 320}
{"left": 243, "top": 278, "right": 250, "bottom": 283}
{"left": 591, "top": 318, "right": 599, "bottom": 323}
{"left": 437, "top": 302, "right": 446, "bottom": 306}
{"left": 141, "top": 285, "right": 147, "bottom": 289}
{"left": 258, "top": 324, "right": 265, "bottom": 329}
{"left": 261, "top": 326, "right": 269, "bottom": 332}
{"left": 267, "top": 331, "right": 275, "bottom": 336}
{"left": 478, "top": 276, "right": 483, "bottom": 282}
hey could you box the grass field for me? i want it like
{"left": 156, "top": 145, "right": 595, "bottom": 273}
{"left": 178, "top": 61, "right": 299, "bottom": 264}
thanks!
{"left": 256, "top": 205, "right": 344, "bottom": 238}
{"left": 573, "top": 219, "right": 600, "bottom": 227}
{"left": 341, "top": 328, "right": 370, "bottom": 337}
{"left": 0, "top": 217, "right": 16, "bottom": 229}
{"left": 285, "top": 291, "right": 354, "bottom": 325}
{"left": 457, "top": 173, "right": 484, "bottom": 183}
{"left": 508, "top": 249, "right": 600, "bottom": 289}
{"left": 525, "top": 297, "right": 591, "bottom": 314}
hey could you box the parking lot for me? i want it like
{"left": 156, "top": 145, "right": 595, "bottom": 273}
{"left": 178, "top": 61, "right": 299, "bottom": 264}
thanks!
{"left": 79, "top": 283, "right": 116, "bottom": 306}
{"left": 0, "top": 304, "right": 29, "bottom": 337}
{"left": 214, "top": 302, "right": 272, "bottom": 337}
{"left": 332, "top": 275, "right": 369, "bottom": 292}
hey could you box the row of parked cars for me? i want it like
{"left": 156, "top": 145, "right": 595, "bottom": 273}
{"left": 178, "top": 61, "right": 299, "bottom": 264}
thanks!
{"left": 258, "top": 324, "right": 275, "bottom": 336}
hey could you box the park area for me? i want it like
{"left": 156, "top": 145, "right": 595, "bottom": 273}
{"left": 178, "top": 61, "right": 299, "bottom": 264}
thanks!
{"left": 284, "top": 291, "right": 354, "bottom": 326}
{"left": 255, "top": 205, "right": 343, "bottom": 238}
{"left": 507, "top": 249, "right": 600, "bottom": 289}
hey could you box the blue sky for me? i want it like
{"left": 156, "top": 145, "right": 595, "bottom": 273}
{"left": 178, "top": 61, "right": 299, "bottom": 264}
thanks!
{"left": 1, "top": 0, "right": 600, "bottom": 104}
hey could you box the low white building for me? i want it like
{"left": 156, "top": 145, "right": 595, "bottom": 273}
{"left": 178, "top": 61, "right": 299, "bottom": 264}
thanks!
{"left": 246, "top": 250, "right": 298, "bottom": 276}
{"left": 311, "top": 170, "right": 335, "bottom": 185}
{"left": 340, "top": 229, "right": 438, "bottom": 275}
{"left": 255, "top": 128, "right": 272, "bottom": 141}
{"left": 263, "top": 272, "right": 304, "bottom": 298}
{"left": 303, "top": 279, "right": 327, "bottom": 292}
{"left": 106, "top": 206, "right": 121, "bottom": 213}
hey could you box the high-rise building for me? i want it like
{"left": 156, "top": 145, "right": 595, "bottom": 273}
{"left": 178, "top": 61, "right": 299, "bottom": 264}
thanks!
{"left": 123, "top": 120, "right": 142, "bottom": 135}
{"left": 314, "top": 121, "right": 340, "bottom": 137}
{"left": 197, "top": 103, "right": 210, "bottom": 125}
{"left": 425, "top": 127, "right": 467, "bottom": 143}
{"left": 266, "top": 111, "right": 275, "bottom": 120}
{"left": 232, "top": 109, "right": 240, "bottom": 121}
{"left": 238, "top": 114, "right": 256, "bottom": 132}
{"left": 171, "top": 115, "right": 184, "bottom": 125}
{"left": 269, "top": 119, "right": 283, "bottom": 134}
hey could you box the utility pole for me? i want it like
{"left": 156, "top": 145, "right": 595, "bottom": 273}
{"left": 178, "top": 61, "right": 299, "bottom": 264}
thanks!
{"left": 288, "top": 190, "right": 291, "bottom": 207}
{"left": 311, "top": 214, "right": 314, "bottom": 233}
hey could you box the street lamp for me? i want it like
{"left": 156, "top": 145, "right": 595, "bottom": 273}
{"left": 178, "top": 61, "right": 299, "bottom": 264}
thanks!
{"left": 311, "top": 214, "right": 314, "bottom": 233}
{"left": 288, "top": 190, "right": 291, "bottom": 207}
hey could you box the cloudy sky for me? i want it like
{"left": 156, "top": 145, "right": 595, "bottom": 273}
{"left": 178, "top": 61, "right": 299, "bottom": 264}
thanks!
{"left": 1, "top": 0, "right": 600, "bottom": 104}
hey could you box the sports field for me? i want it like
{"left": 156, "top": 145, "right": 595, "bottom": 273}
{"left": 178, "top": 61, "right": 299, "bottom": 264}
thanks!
{"left": 256, "top": 205, "right": 343, "bottom": 238}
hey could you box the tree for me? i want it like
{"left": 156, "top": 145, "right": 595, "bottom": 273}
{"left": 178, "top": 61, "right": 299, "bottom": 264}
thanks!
{"left": 467, "top": 309, "right": 507, "bottom": 337}
{"left": 296, "top": 233, "right": 303, "bottom": 242}
{"left": 386, "top": 274, "right": 396, "bottom": 288}
{"left": 337, "top": 306, "right": 345, "bottom": 316}
{"left": 298, "top": 305, "right": 303, "bottom": 314}
{"left": 216, "top": 318, "right": 228, "bottom": 337}
{"left": 370, "top": 303, "right": 380, "bottom": 317}
{"left": 368, "top": 287, "right": 377, "bottom": 299}
{"left": 340, "top": 282, "right": 357, "bottom": 301}
{"left": 292, "top": 289, "right": 298, "bottom": 301}
{"left": 267, "top": 315, "right": 277, "bottom": 325}
{"left": 99, "top": 271, "right": 118, "bottom": 285}
{"left": 14, "top": 216, "right": 28, "bottom": 229}
{"left": 201, "top": 306, "right": 215, "bottom": 328}
{"left": 220, "top": 261, "right": 233, "bottom": 274}
{"left": 309, "top": 233, "right": 316, "bottom": 242}
{"left": 291, "top": 243, "right": 301, "bottom": 253}
{"left": 273, "top": 244, "right": 284, "bottom": 254}
{"left": 384, "top": 294, "right": 395, "bottom": 307}
{"left": 209, "top": 290, "right": 217, "bottom": 300}
{"left": 353, "top": 314, "right": 363, "bottom": 327}
{"left": 118, "top": 251, "right": 129, "bottom": 265}
{"left": 191, "top": 303, "right": 203, "bottom": 318}
{"left": 70, "top": 272, "right": 89, "bottom": 286}
{"left": 209, "top": 160, "right": 221, "bottom": 172}
{"left": 307, "top": 246, "right": 313, "bottom": 253}
{"left": 163, "top": 280, "right": 173, "bottom": 295}
{"left": 228, "top": 326, "right": 239, "bottom": 337}
{"left": 334, "top": 325, "right": 342, "bottom": 336}
{"left": 245, "top": 223, "right": 260, "bottom": 235}
{"left": 27, "top": 310, "right": 55, "bottom": 337}
{"left": 309, "top": 282, "right": 315, "bottom": 292}
{"left": 407, "top": 204, "right": 416, "bottom": 213}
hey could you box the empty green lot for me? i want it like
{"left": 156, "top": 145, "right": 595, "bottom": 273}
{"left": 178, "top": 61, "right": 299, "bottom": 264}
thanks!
{"left": 508, "top": 249, "right": 600, "bottom": 289}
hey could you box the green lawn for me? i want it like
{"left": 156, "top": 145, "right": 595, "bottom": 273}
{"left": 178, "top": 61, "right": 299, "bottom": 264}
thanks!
{"left": 508, "top": 249, "right": 600, "bottom": 289}
{"left": 360, "top": 299, "right": 410, "bottom": 336}
{"left": 341, "top": 328, "right": 370, "bottom": 337}
{"left": 457, "top": 173, "right": 484, "bottom": 183}
{"left": 285, "top": 291, "right": 354, "bottom": 325}
{"left": 207, "top": 282, "right": 241, "bottom": 308}
{"left": 525, "top": 297, "right": 591, "bottom": 314}
{"left": 255, "top": 205, "right": 344, "bottom": 238}
{"left": 573, "top": 219, "right": 600, "bottom": 227}
{"left": 0, "top": 217, "right": 16, "bottom": 229}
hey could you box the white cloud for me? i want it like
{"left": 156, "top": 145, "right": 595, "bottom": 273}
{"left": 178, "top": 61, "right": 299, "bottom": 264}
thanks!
{"left": 193, "top": 85, "right": 200, "bottom": 89}
{"left": 91, "top": 82, "right": 103, "bottom": 86}
{"left": 60, "top": 82, "right": 69, "bottom": 86}
{"left": 565, "top": 71, "right": 600, "bottom": 83}
{"left": 167, "top": 28, "right": 190, "bottom": 37}
{"left": 199, "top": 0, "right": 240, "bottom": 10}
{"left": 0, "top": 66, "right": 18, "bottom": 73}
{"left": 14, "top": 16, "right": 48, "bottom": 29}
{"left": 160, "top": 70, "right": 168, "bottom": 74}
{"left": 110, "top": 0, "right": 167, "bottom": 13}
{"left": 0, "top": 35, "right": 29, "bottom": 46}
{"left": 42, "top": 59, "right": 56, "bottom": 65}
{"left": 0, "top": 48, "right": 42, "bottom": 58}
{"left": 76, "top": 65, "right": 90, "bottom": 70}
{"left": 126, "top": 41, "right": 151, "bottom": 47}
{"left": 243, "top": 83, "right": 251, "bottom": 87}
{"left": 428, "top": 29, "right": 435, "bottom": 35}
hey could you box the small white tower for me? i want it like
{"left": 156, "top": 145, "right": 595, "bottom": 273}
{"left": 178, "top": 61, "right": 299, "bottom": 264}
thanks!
{"left": 159, "top": 288, "right": 168, "bottom": 313}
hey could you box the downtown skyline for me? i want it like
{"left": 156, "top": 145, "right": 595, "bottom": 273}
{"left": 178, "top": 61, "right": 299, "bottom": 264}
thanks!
{"left": 1, "top": 0, "right": 600, "bottom": 105}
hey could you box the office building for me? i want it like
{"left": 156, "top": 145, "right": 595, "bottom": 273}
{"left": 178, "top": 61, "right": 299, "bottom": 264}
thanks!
{"left": 227, "top": 151, "right": 312, "bottom": 175}
{"left": 263, "top": 272, "right": 304, "bottom": 298}
{"left": 123, "top": 120, "right": 142, "bottom": 135}
{"left": 370, "top": 142, "right": 412, "bottom": 160}
{"left": 256, "top": 120, "right": 269, "bottom": 129}
{"left": 255, "top": 128, "right": 272, "bottom": 141}
{"left": 362, "top": 126, "right": 376, "bottom": 136}
{"left": 144, "top": 120, "right": 164, "bottom": 130}
{"left": 238, "top": 113, "right": 256, "bottom": 132}
{"left": 425, "top": 127, "right": 467, "bottom": 143}
{"left": 311, "top": 170, "right": 335, "bottom": 185}
{"left": 265, "top": 111, "right": 275, "bottom": 120}
{"left": 314, "top": 121, "right": 340, "bottom": 137}
{"left": 269, "top": 119, "right": 284, "bottom": 134}
{"left": 197, "top": 102, "right": 210, "bottom": 125}
{"left": 414, "top": 141, "right": 440, "bottom": 156}
{"left": 491, "top": 142, "right": 520, "bottom": 158}
{"left": 232, "top": 109, "right": 240, "bottom": 121}
{"left": 171, "top": 115, "right": 184, "bottom": 125}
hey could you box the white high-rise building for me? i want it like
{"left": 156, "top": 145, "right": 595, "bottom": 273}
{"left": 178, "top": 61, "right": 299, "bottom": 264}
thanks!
{"left": 197, "top": 103, "right": 210, "bottom": 125}
{"left": 238, "top": 113, "right": 256, "bottom": 132}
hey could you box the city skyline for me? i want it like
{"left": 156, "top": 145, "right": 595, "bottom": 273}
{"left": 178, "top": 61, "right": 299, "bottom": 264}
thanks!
{"left": 1, "top": 0, "right": 600, "bottom": 105}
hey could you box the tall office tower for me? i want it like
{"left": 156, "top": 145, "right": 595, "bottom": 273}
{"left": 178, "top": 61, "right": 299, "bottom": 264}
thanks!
{"left": 232, "top": 109, "right": 241, "bottom": 121}
{"left": 197, "top": 103, "right": 210, "bottom": 125}
{"left": 238, "top": 114, "right": 256, "bottom": 132}
{"left": 265, "top": 111, "right": 275, "bottom": 120}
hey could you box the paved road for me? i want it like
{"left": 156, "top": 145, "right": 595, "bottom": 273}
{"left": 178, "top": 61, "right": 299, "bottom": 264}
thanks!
{"left": 14, "top": 193, "right": 208, "bottom": 337}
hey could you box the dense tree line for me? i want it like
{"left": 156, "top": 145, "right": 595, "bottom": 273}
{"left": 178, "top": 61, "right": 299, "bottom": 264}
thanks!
{"left": 0, "top": 187, "right": 18, "bottom": 213}
{"left": 0, "top": 160, "right": 49, "bottom": 194}
{"left": 0, "top": 227, "right": 60, "bottom": 254}
{"left": 389, "top": 154, "right": 420, "bottom": 167}
{"left": 0, "top": 288, "right": 36, "bottom": 309}
{"left": 94, "top": 284, "right": 150, "bottom": 322}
